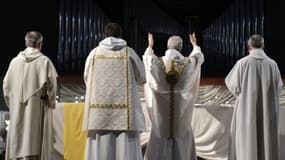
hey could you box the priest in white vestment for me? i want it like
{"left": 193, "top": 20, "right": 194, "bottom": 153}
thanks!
{"left": 143, "top": 33, "right": 204, "bottom": 160}
{"left": 2, "top": 31, "right": 58, "bottom": 160}
{"left": 225, "top": 34, "right": 283, "bottom": 160}
{"left": 82, "top": 22, "right": 146, "bottom": 160}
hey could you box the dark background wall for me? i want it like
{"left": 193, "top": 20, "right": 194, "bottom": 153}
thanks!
{"left": 57, "top": 0, "right": 111, "bottom": 74}
{"left": 264, "top": 0, "right": 285, "bottom": 77}
{"left": 0, "top": 0, "right": 58, "bottom": 75}
{"left": 0, "top": 0, "right": 284, "bottom": 110}
{"left": 201, "top": 0, "right": 264, "bottom": 77}
{"left": 1, "top": 0, "right": 284, "bottom": 77}
{"left": 0, "top": 0, "right": 58, "bottom": 110}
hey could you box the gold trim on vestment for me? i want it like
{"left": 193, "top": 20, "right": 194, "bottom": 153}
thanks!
{"left": 125, "top": 47, "right": 130, "bottom": 130}
{"left": 158, "top": 57, "right": 190, "bottom": 76}
{"left": 169, "top": 60, "right": 176, "bottom": 138}
{"left": 158, "top": 57, "right": 191, "bottom": 138}
{"left": 88, "top": 47, "right": 131, "bottom": 130}
{"left": 94, "top": 54, "right": 126, "bottom": 59}
{"left": 90, "top": 104, "right": 128, "bottom": 109}
{"left": 87, "top": 51, "right": 97, "bottom": 128}
{"left": 177, "top": 57, "right": 190, "bottom": 75}
{"left": 158, "top": 57, "right": 166, "bottom": 71}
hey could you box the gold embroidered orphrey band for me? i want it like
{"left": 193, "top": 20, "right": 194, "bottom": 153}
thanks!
{"left": 159, "top": 57, "right": 191, "bottom": 138}
{"left": 158, "top": 57, "right": 190, "bottom": 76}
{"left": 93, "top": 54, "right": 126, "bottom": 59}
{"left": 88, "top": 47, "right": 131, "bottom": 130}
{"left": 90, "top": 104, "right": 128, "bottom": 109}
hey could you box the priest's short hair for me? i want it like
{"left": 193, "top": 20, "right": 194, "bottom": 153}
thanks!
{"left": 248, "top": 34, "right": 264, "bottom": 49}
{"left": 104, "top": 22, "right": 122, "bottom": 38}
{"left": 167, "top": 35, "right": 183, "bottom": 51}
{"left": 25, "top": 31, "right": 43, "bottom": 48}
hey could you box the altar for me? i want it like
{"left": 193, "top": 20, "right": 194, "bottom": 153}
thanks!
{"left": 51, "top": 84, "right": 285, "bottom": 160}
{"left": 1, "top": 85, "right": 284, "bottom": 160}
{"left": 52, "top": 100, "right": 152, "bottom": 160}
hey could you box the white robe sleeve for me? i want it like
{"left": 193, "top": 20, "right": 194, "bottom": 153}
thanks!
{"left": 2, "top": 69, "right": 10, "bottom": 108}
{"left": 128, "top": 47, "right": 146, "bottom": 85}
{"left": 276, "top": 64, "right": 283, "bottom": 89}
{"left": 83, "top": 49, "right": 96, "bottom": 85}
{"left": 82, "top": 50, "right": 95, "bottom": 131}
{"left": 42, "top": 67, "right": 57, "bottom": 159}
{"left": 46, "top": 77, "right": 57, "bottom": 109}
{"left": 143, "top": 47, "right": 164, "bottom": 90}
{"left": 144, "top": 47, "right": 155, "bottom": 56}
{"left": 189, "top": 45, "right": 204, "bottom": 66}
{"left": 225, "top": 61, "right": 242, "bottom": 96}
{"left": 46, "top": 60, "right": 58, "bottom": 108}
{"left": 279, "top": 78, "right": 283, "bottom": 89}
{"left": 2, "top": 58, "right": 16, "bottom": 108}
{"left": 142, "top": 47, "right": 157, "bottom": 81}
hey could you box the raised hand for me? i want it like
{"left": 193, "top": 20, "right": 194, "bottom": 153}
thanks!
{"left": 148, "top": 32, "right": 154, "bottom": 48}
{"left": 189, "top": 33, "right": 197, "bottom": 46}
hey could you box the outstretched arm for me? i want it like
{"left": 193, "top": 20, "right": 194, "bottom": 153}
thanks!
{"left": 148, "top": 32, "right": 154, "bottom": 49}
{"left": 189, "top": 32, "right": 197, "bottom": 47}
{"left": 144, "top": 32, "right": 155, "bottom": 56}
{"left": 188, "top": 32, "right": 204, "bottom": 65}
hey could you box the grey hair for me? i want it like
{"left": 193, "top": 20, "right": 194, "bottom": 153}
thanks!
{"left": 167, "top": 35, "right": 183, "bottom": 51}
{"left": 248, "top": 34, "right": 264, "bottom": 49}
{"left": 25, "top": 31, "right": 43, "bottom": 48}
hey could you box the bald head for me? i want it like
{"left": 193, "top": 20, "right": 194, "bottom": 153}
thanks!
{"left": 167, "top": 35, "right": 183, "bottom": 51}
